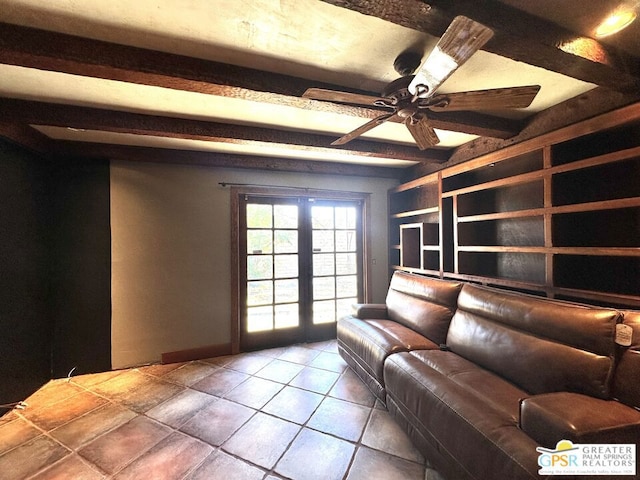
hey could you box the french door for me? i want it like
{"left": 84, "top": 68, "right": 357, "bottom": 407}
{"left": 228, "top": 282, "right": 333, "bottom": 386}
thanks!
{"left": 238, "top": 195, "right": 364, "bottom": 351}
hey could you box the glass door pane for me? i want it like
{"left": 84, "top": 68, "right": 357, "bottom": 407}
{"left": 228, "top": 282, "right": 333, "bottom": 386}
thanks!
{"left": 245, "top": 201, "right": 300, "bottom": 334}
{"left": 240, "top": 195, "right": 363, "bottom": 350}
{"left": 311, "top": 203, "right": 360, "bottom": 325}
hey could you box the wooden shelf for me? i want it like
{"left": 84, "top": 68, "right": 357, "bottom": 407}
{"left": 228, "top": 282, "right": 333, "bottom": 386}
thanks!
{"left": 458, "top": 208, "right": 546, "bottom": 223}
{"left": 552, "top": 197, "right": 640, "bottom": 214}
{"left": 388, "top": 102, "right": 640, "bottom": 308}
{"left": 458, "top": 246, "right": 547, "bottom": 253}
{"left": 551, "top": 121, "right": 640, "bottom": 166}
{"left": 442, "top": 272, "right": 548, "bottom": 295}
{"left": 393, "top": 265, "right": 441, "bottom": 277}
{"left": 552, "top": 145, "right": 640, "bottom": 173}
{"left": 392, "top": 172, "right": 438, "bottom": 193}
{"left": 442, "top": 150, "right": 543, "bottom": 193}
{"left": 554, "top": 287, "right": 640, "bottom": 309}
{"left": 456, "top": 198, "right": 640, "bottom": 223}
{"left": 458, "top": 246, "right": 640, "bottom": 256}
{"left": 443, "top": 169, "right": 545, "bottom": 199}
{"left": 392, "top": 207, "right": 439, "bottom": 219}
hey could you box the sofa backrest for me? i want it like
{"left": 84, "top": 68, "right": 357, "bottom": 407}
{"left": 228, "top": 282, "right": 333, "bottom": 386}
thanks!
{"left": 612, "top": 310, "right": 640, "bottom": 408}
{"left": 385, "top": 271, "right": 463, "bottom": 345}
{"left": 446, "top": 284, "right": 620, "bottom": 399}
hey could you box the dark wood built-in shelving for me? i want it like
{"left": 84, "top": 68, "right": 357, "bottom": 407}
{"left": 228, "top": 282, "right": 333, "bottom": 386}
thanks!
{"left": 389, "top": 103, "right": 640, "bottom": 308}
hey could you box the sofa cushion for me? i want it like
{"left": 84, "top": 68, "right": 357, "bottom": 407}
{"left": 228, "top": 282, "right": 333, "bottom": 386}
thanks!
{"left": 613, "top": 310, "right": 640, "bottom": 408}
{"left": 386, "top": 272, "right": 463, "bottom": 344}
{"left": 384, "top": 351, "right": 540, "bottom": 480}
{"left": 337, "top": 316, "right": 438, "bottom": 400}
{"left": 520, "top": 392, "right": 640, "bottom": 447}
{"left": 404, "top": 350, "right": 528, "bottom": 422}
{"left": 447, "top": 284, "right": 620, "bottom": 398}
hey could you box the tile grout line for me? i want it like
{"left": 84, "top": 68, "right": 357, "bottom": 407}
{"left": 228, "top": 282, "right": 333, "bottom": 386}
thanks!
{"left": 207, "top": 346, "right": 352, "bottom": 479}
{"left": 160, "top": 344, "right": 424, "bottom": 478}
{"left": 238, "top": 352, "right": 373, "bottom": 479}
{"left": 2, "top": 341, "right": 425, "bottom": 480}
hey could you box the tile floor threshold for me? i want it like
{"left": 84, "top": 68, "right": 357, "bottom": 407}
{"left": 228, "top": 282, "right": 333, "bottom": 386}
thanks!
{"left": 0, "top": 340, "right": 427, "bottom": 480}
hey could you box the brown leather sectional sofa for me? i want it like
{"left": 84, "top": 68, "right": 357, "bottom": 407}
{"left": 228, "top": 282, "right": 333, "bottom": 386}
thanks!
{"left": 337, "top": 271, "right": 640, "bottom": 480}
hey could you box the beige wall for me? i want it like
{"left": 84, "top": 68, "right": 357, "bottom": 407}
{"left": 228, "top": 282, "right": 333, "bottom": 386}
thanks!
{"left": 110, "top": 160, "right": 397, "bottom": 369}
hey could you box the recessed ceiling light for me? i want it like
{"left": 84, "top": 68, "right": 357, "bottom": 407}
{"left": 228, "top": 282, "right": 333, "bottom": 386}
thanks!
{"left": 595, "top": 8, "right": 637, "bottom": 37}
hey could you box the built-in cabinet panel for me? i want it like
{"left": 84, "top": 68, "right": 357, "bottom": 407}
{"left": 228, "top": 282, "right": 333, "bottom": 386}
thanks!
{"left": 552, "top": 208, "right": 639, "bottom": 248}
{"left": 50, "top": 158, "right": 112, "bottom": 378}
{"left": 554, "top": 256, "right": 639, "bottom": 297}
{"left": 456, "top": 181, "right": 545, "bottom": 216}
{"left": 552, "top": 158, "right": 640, "bottom": 206}
{"left": 441, "top": 197, "right": 455, "bottom": 273}
{"left": 442, "top": 150, "right": 543, "bottom": 191}
{"left": 0, "top": 139, "right": 52, "bottom": 404}
{"left": 0, "top": 138, "right": 112, "bottom": 404}
{"left": 458, "top": 251, "right": 546, "bottom": 284}
{"left": 398, "top": 221, "right": 440, "bottom": 273}
{"left": 389, "top": 103, "right": 640, "bottom": 308}
{"left": 390, "top": 184, "right": 439, "bottom": 215}
{"left": 550, "top": 119, "right": 640, "bottom": 165}
{"left": 458, "top": 217, "right": 545, "bottom": 246}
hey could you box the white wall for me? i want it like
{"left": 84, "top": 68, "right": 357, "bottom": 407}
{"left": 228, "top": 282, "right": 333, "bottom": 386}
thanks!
{"left": 110, "top": 160, "right": 397, "bottom": 369}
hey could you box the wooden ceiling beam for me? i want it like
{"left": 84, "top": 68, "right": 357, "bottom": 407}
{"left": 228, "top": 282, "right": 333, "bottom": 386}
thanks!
{"left": 320, "top": 0, "right": 640, "bottom": 93}
{"left": 52, "top": 141, "right": 404, "bottom": 179}
{"left": 0, "top": 22, "right": 381, "bottom": 119}
{"left": 0, "top": 98, "right": 451, "bottom": 164}
{"left": 0, "top": 22, "right": 525, "bottom": 144}
{"left": 0, "top": 121, "right": 54, "bottom": 154}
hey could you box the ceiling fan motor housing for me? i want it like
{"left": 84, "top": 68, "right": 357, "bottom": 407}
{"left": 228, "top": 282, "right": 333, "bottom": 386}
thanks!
{"left": 381, "top": 76, "right": 416, "bottom": 102}
{"left": 393, "top": 51, "right": 423, "bottom": 76}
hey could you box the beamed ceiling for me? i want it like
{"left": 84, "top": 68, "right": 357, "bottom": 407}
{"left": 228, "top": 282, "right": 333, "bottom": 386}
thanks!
{"left": 1, "top": 0, "right": 639, "bottom": 180}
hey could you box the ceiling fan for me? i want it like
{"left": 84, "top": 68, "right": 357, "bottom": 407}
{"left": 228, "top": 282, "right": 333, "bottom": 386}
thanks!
{"left": 303, "top": 16, "right": 541, "bottom": 150}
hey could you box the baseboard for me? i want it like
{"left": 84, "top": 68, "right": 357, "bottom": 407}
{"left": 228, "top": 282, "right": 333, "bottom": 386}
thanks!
{"left": 161, "top": 342, "right": 232, "bottom": 364}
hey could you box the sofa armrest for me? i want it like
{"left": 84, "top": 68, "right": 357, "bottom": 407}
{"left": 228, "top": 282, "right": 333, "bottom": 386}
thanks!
{"left": 519, "top": 392, "right": 640, "bottom": 447}
{"left": 351, "top": 303, "right": 388, "bottom": 319}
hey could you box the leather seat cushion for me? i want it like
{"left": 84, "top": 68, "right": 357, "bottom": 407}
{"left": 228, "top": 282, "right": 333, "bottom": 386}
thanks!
{"left": 404, "top": 350, "right": 529, "bottom": 421}
{"left": 384, "top": 351, "right": 540, "bottom": 480}
{"left": 520, "top": 392, "right": 640, "bottom": 447}
{"left": 337, "top": 316, "right": 438, "bottom": 400}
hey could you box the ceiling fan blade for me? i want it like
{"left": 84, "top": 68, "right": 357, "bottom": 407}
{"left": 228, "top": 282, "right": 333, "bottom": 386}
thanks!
{"left": 426, "top": 85, "right": 541, "bottom": 111}
{"left": 303, "top": 88, "right": 383, "bottom": 107}
{"left": 405, "top": 116, "right": 440, "bottom": 150}
{"left": 330, "top": 112, "right": 396, "bottom": 146}
{"left": 409, "top": 16, "right": 494, "bottom": 98}
{"left": 427, "top": 110, "right": 522, "bottom": 138}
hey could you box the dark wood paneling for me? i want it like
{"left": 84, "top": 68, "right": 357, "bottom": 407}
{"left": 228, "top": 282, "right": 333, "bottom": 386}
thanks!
{"left": 0, "top": 139, "right": 52, "bottom": 404}
{"left": 50, "top": 157, "right": 112, "bottom": 378}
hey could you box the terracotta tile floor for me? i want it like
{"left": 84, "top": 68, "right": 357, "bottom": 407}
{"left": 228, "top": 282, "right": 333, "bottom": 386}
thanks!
{"left": 0, "top": 340, "right": 428, "bottom": 480}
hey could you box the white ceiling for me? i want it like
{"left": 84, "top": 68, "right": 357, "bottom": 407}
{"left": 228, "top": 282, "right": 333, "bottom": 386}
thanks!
{"left": 0, "top": 0, "right": 637, "bottom": 169}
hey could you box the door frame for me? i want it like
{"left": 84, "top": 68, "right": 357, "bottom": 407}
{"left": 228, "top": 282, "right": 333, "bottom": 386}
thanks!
{"left": 230, "top": 186, "right": 372, "bottom": 354}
